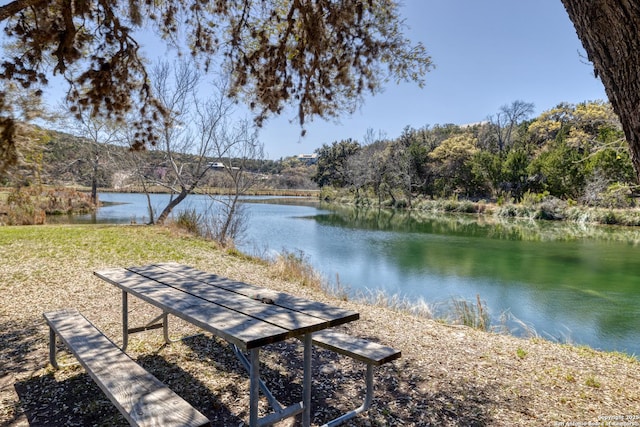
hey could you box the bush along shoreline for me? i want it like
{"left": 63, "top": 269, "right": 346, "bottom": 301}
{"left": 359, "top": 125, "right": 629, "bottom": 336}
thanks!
{"left": 0, "top": 186, "right": 97, "bottom": 225}
{"left": 320, "top": 187, "right": 640, "bottom": 228}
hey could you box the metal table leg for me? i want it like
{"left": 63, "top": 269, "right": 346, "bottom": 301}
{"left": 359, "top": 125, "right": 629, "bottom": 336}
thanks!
{"left": 249, "top": 348, "right": 260, "bottom": 427}
{"left": 234, "top": 345, "right": 305, "bottom": 426}
{"left": 303, "top": 333, "right": 312, "bottom": 426}
{"left": 122, "top": 290, "right": 129, "bottom": 351}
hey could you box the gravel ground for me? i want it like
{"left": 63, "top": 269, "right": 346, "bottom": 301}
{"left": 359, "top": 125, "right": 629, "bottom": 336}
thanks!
{"left": 1, "top": 224, "right": 639, "bottom": 426}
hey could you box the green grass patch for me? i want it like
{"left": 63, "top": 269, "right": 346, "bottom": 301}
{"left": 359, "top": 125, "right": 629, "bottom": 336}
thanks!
{"left": 0, "top": 224, "right": 221, "bottom": 267}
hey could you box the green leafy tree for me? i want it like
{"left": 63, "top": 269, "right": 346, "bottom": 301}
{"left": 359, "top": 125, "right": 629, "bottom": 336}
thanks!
{"left": 397, "top": 126, "right": 433, "bottom": 196}
{"left": 501, "top": 148, "right": 532, "bottom": 200}
{"left": 585, "top": 148, "right": 635, "bottom": 185}
{"left": 470, "top": 150, "right": 503, "bottom": 198}
{"left": 429, "top": 133, "right": 479, "bottom": 196}
{"left": 313, "top": 139, "right": 361, "bottom": 188}
{"left": 528, "top": 142, "right": 585, "bottom": 199}
{"left": 379, "top": 140, "right": 411, "bottom": 205}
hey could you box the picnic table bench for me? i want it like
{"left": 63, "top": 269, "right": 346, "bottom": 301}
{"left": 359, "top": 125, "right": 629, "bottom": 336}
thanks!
{"left": 312, "top": 329, "right": 401, "bottom": 427}
{"left": 44, "top": 263, "right": 401, "bottom": 427}
{"left": 44, "top": 308, "right": 209, "bottom": 427}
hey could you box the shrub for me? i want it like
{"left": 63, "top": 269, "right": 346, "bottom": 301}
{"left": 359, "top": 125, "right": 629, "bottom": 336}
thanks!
{"left": 2, "top": 187, "right": 96, "bottom": 225}
{"left": 535, "top": 196, "right": 567, "bottom": 220}
{"left": 174, "top": 208, "right": 202, "bottom": 235}
{"left": 450, "top": 295, "right": 490, "bottom": 331}
{"left": 599, "top": 183, "right": 635, "bottom": 208}
{"left": 269, "top": 250, "right": 324, "bottom": 289}
{"left": 5, "top": 188, "right": 45, "bottom": 225}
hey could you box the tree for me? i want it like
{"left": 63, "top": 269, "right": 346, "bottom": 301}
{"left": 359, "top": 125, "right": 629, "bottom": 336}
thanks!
{"left": 0, "top": 0, "right": 432, "bottom": 173}
{"left": 202, "top": 119, "right": 264, "bottom": 246}
{"left": 470, "top": 150, "right": 502, "bottom": 198}
{"left": 379, "top": 140, "right": 412, "bottom": 205}
{"left": 561, "top": 0, "right": 640, "bottom": 181}
{"left": 313, "top": 139, "right": 361, "bottom": 188}
{"left": 61, "top": 105, "right": 119, "bottom": 204}
{"left": 0, "top": 80, "right": 53, "bottom": 181}
{"left": 428, "top": 133, "right": 481, "bottom": 197}
{"left": 487, "top": 100, "right": 534, "bottom": 153}
{"left": 528, "top": 141, "right": 585, "bottom": 199}
{"left": 148, "top": 60, "right": 213, "bottom": 225}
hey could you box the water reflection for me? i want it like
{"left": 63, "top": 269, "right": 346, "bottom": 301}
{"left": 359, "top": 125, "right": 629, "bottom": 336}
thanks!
{"left": 291, "top": 205, "right": 640, "bottom": 355}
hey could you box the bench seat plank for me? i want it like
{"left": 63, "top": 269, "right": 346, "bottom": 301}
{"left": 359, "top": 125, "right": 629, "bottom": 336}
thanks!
{"left": 44, "top": 309, "right": 210, "bottom": 427}
{"left": 312, "top": 330, "right": 401, "bottom": 366}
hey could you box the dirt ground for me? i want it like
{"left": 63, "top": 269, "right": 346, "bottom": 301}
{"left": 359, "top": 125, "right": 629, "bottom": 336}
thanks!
{"left": 1, "top": 225, "right": 639, "bottom": 426}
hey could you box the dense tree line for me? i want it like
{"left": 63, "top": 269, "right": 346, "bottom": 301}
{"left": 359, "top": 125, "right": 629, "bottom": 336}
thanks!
{"left": 313, "top": 100, "right": 637, "bottom": 208}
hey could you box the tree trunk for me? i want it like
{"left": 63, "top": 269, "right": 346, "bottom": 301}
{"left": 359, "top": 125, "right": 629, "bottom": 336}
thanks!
{"left": 561, "top": 0, "right": 640, "bottom": 182}
{"left": 91, "top": 151, "right": 98, "bottom": 205}
{"left": 156, "top": 188, "right": 189, "bottom": 225}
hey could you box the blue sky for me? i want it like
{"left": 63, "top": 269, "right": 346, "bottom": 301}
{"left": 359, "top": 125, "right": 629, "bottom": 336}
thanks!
{"left": 255, "top": 0, "right": 607, "bottom": 159}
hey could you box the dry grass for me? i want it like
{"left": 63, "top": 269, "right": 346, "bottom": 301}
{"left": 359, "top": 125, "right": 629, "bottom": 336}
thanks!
{"left": 1, "top": 225, "right": 639, "bottom": 426}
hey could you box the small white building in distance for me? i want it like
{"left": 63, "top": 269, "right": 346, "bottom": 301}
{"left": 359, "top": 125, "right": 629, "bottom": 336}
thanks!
{"left": 296, "top": 153, "right": 318, "bottom": 165}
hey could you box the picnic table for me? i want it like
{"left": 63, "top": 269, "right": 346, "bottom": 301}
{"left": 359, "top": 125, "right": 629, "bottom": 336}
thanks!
{"left": 93, "top": 262, "right": 360, "bottom": 427}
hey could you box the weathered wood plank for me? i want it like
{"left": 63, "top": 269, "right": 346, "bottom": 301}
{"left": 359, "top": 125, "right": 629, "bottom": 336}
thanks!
{"left": 44, "top": 309, "right": 210, "bottom": 427}
{"left": 128, "top": 265, "right": 331, "bottom": 333}
{"left": 312, "top": 330, "right": 401, "bottom": 366}
{"left": 150, "top": 263, "right": 359, "bottom": 326}
{"left": 94, "top": 268, "right": 289, "bottom": 350}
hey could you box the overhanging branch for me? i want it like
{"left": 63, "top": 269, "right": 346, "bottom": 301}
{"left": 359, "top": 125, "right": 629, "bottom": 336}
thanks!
{"left": 0, "top": 0, "right": 47, "bottom": 22}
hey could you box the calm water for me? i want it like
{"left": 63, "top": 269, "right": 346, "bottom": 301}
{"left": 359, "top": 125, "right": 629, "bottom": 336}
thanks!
{"left": 61, "top": 193, "right": 640, "bottom": 356}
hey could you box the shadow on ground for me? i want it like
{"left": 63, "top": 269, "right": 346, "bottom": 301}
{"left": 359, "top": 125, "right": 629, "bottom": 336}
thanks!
{"left": 182, "top": 334, "right": 506, "bottom": 426}
{"left": 4, "top": 327, "right": 526, "bottom": 426}
{"left": 12, "top": 353, "right": 237, "bottom": 427}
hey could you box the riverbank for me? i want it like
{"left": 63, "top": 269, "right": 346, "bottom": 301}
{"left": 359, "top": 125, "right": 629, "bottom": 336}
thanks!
{"left": 321, "top": 187, "right": 640, "bottom": 228}
{"left": 1, "top": 225, "right": 638, "bottom": 426}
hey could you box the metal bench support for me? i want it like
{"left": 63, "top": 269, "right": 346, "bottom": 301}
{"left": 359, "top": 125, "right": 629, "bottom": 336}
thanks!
{"left": 121, "top": 290, "right": 202, "bottom": 351}
{"left": 322, "top": 364, "right": 374, "bottom": 427}
{"left": 311, "top": 330, "right": 401, "bottom": 427}
{"left": 232, "top": 335, "right": 311, "bottom": 427}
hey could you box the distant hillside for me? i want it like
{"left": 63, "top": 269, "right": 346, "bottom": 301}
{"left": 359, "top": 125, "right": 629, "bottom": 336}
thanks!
{"left": 7, "top": 128, "right": 317, "bottom": 191}
{"left": 42, "top": 130, "right": 126, "bottom": 188}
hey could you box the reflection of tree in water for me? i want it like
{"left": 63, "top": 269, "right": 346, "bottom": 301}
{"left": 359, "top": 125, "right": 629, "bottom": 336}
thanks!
{"left": 313, "top": 204, "right": 640, "bottom": 354}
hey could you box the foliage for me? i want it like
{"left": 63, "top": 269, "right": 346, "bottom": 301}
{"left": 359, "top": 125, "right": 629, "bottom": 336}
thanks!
{"left": 1, "top": 186, "right": 95, "bottom": 225}
{"left": 428, "top": 133, "right": 479, "bottom": 196}
{"left": 312, "top": 100, "right": 638, "bottom": 209}
{"left": 450, "top": 295, "right": 490, "bottom": 331}
{"left": 527, "top": 141, "right": 585, "bottom": 199}
{"left": 268, "top": 250, "right": 323, "bottom": 290}
{"left": 173, "top": 208, "right": 203, "bottom": 235}
{"left": 0, "top": 0, "right": 431, "bottom": 172}
{"left": 312, "top": 139, "right": 361, "bottom": 187}
{"left": 3, "top": 187, "right": 45, "bottom": 225}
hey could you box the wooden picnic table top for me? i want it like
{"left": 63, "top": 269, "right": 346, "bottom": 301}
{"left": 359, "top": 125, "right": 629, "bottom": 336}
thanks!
{"left": 94, "top": 262, "right": 359, "bottom": 351}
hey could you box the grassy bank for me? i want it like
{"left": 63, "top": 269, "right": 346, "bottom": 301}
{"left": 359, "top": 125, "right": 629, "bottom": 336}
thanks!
{"left": 1, "top": 225, "right": 639, "bottom": 426}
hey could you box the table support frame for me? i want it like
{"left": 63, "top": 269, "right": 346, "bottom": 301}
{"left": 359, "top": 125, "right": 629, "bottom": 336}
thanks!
{"left": 121, "top": 290, "right": 313, "bottom": 427}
